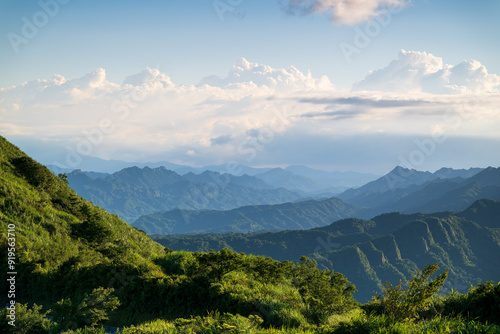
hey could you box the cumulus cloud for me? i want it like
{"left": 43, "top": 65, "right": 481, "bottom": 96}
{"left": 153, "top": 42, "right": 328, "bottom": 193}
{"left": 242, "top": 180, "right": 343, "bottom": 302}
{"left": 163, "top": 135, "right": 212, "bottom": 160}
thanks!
{"left": 123, "top": 68, "right": 174, "bottom": 88}
{"left": 279, "top": 0, "right": 407, "bottom": 25}
{"left": 198, "top": 58, "right": 334, "bottom": 91}
{"left": 354, "top": 50, "right": 500, "bottom": 94}
{"left": 1, "top": 53, "right": 499, "bottom": 172}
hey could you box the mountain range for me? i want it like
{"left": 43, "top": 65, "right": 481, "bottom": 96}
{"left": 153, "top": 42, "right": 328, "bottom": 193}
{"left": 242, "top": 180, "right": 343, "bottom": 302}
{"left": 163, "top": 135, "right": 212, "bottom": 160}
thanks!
{"left": 338, "top": 166, "right": 500, "bottom": 216}
{"left": 152, "top": 198, "right": 500, "bottom": 302}
{"left": 133, "top": 197, "right": 363, "bottom": 234}
{"left": 131, "top": 166, "right": 500, "bottom": 235}
{"left": 64, "top": 167, "right": 306, "bottom": 222}
{"left": 55, "top": 163, "right": 380, "bottom": 223}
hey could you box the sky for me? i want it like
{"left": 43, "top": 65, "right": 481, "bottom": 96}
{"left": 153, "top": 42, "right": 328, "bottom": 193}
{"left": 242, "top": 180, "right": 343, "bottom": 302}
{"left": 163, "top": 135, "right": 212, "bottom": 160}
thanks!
{"left": 0, "top": 0, "right": 499, "bottom": 174}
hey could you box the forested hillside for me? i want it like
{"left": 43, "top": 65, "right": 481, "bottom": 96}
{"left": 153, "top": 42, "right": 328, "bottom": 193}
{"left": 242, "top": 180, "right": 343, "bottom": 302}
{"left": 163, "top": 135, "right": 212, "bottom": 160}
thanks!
{"left": 153, "top": 199, "right": 500, "bottom": 302}
{"left": 133, "top": 197, "right": 363, "bottom": 234}
{"left": 65, "top": 168, "right": 304, "bottom": 222}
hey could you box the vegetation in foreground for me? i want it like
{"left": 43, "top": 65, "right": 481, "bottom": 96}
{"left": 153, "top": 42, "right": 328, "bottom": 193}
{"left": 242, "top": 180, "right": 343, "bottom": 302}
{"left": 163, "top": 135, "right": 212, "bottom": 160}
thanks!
{"left": 0, "top": 135, "right": 499, "bottom": 333}
{"left": 2, "top": 274, "right": 500, "bottom": 333}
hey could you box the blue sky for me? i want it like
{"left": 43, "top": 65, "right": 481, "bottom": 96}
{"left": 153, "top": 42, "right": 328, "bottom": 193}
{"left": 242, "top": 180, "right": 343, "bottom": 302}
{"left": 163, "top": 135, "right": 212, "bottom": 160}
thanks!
{"left": 1, "top": 0, "right": 499, "bottom": 88}
{"left": 1, "top": 0, "right": 499, "bottom": 173}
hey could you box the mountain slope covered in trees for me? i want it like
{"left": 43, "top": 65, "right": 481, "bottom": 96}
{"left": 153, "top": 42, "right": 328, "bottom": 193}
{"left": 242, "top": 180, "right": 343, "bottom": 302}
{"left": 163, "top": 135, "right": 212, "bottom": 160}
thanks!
{"left": 65, "top": 168, "right": 304, "bottom": 222}
{"left": 133, "top": 197, "right": 363, "bottom": 234}
{"left": 153, "top": 199, "right": 500, "bottom": 302}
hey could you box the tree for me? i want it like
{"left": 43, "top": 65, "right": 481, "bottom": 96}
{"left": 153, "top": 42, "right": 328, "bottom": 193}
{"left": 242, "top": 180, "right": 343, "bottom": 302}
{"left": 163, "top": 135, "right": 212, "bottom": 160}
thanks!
{"left": 292, "top": 256, "right": 358, "bottom": 323}
{"left": 377, "top": 262, "right": 448, "bottom": 321}
{"left": 53, "top": 287, "right": 121, "bottom": 330}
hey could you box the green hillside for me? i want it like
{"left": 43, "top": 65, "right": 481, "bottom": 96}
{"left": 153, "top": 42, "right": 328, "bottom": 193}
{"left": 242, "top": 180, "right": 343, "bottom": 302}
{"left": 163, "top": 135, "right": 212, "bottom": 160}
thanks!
{"left": 133, "top": 197, "right": 363, "bottom": 234}
{"left": 154, "top": 200, "right": 500, "bottom": 303}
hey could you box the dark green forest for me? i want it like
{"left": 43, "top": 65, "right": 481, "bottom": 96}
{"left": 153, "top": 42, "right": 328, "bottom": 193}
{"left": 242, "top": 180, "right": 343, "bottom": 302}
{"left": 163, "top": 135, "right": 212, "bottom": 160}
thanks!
{"left": 153, "top": 200, "right": 500, "bottom": 303}
{"left": 1, "top": 135, "right": 500, "bottom": 333}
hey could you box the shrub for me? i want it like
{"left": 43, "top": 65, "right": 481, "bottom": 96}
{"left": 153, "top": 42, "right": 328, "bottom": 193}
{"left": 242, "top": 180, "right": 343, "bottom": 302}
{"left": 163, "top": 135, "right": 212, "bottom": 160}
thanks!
{"left": 439, "top": 281, "right": 500, "bottom": 324}
{"left": 292, "top": 256, "right": 358, "bottom": 323}
{"left": 370, "top": 263, "right": 448, "bottom": 321}
{"left": 0, "top": 303, "right": 55, "bottom": 334}
{"left": 53, "top": 287, "right": 120, "bottom": 331}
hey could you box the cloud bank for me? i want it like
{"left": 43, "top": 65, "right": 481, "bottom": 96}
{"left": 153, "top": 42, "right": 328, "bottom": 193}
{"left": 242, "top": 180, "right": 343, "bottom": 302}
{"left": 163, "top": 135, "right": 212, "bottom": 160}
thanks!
{"left": 354, "top": 50, "right": 500, "bottom": 94}
{"left": 1, "top": 52, "right": 499, "bottom": 172}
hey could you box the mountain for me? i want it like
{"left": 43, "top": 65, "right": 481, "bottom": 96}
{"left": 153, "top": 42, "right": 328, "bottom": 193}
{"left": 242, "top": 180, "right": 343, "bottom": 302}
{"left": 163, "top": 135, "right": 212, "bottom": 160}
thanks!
{"left": 254, "top": 167, "right": 323, "bottom": 192}
{"left": 175, "top": 164, "right": 272, "bottom": 176}
{"left": 253, "top": 166, "right": 377, "bottom": 194}
{"left": 153, "top": 199, "right": 500, "bottom": 303}
{"left": 65, "top": 166, "right": 304, "bottom": 222}
{"left": 339, "top": 166, "right": 483, "bottom": 202}
{"left": 337, "top": 166, "right": 498, "bottom": 216}
{"left": 133, "top": 197, "right": 363, "bottom": 234}
{"left": 131, "top": 166, "right": 500, "bottom": 235}
{"left": 285, "top": 165, "right": 379, "bottom": 187}
{"left": 182, "top": 170, "right": 275, "bottom": 190}
{"left": 46, "top": 164, "right": 109, "bottom": 179}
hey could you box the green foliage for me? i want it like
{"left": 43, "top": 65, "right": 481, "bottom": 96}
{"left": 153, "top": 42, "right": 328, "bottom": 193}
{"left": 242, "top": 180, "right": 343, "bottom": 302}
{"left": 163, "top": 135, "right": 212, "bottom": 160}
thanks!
{"left": 0, "top": 303, "right": 55, "bottom": 334}
{"left": 369, "top": 263, "right": 448, "bottom": 321}
{"left": 71, "top": 204, "right": 114, "bottom": 244}
{"left": 436, "top": 281, "right": 500, "bottom": 325}
{"left": 330, "top": 313, "right": 500, "bottom": 334}
{"left": 293, "top": 256, "right": 358, "bottom": 323}
{"left": 53, "top": 287, "right": 120, "bottom": 331}
{"left": 11, "top": 157, "right": 55, "bottom": 191}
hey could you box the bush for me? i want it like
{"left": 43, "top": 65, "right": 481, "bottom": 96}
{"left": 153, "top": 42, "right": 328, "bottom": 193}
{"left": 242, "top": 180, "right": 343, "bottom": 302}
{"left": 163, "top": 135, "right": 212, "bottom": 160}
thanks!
{"left": 0, "top": 303, "right": 55, "bottom": 334}
{"left": 292, "top": 256, "right": 358, "bottom": 323}
{"left": 369, "top": 263, "right": 448, "bottom": 321}
{"left": 439, "top": 281, "right": 500, "bottom": 324}
{"left": 53, "top": 287, "right": 120, "bottom": 331}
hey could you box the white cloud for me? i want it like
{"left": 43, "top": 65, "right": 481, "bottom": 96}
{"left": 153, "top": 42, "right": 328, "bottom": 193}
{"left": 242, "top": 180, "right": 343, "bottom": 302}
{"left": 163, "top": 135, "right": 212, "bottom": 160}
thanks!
{"left": 123, "top": 68, "right": 175, "bottom": 89}
{"left": 354, "top": 50, "right": 500, "bottom": 94}
{"left": 280, "top": 0, "right": 407, "bottom": 25}
{"left": 1, "top": 52, "right": 499, "bottom": 171}
{"left": 197, "top": 58, "right": 334, "bottom": 91}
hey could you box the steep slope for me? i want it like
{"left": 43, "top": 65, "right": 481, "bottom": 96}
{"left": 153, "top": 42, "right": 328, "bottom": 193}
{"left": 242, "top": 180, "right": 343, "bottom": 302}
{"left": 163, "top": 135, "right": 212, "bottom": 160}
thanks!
{"left": 0, "top": 135, "right": 165, "bottom": 312}
{"left": 66, "top": 167, "right": 304, "bottom": 222}
{"left": 0, "top": 135, "right": 361, "bottom": 330}
{"left": 153, "top": 200, "right": 500, "bottom": 302}
{"left": 133, "top": 197, "right": 363, "bottom": 234}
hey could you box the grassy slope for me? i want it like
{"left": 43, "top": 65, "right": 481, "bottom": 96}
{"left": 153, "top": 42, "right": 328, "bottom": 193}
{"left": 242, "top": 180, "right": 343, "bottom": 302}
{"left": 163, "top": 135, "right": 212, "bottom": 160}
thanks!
{"left": 0, "top": 136, "right": 165, "bottom": 319}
